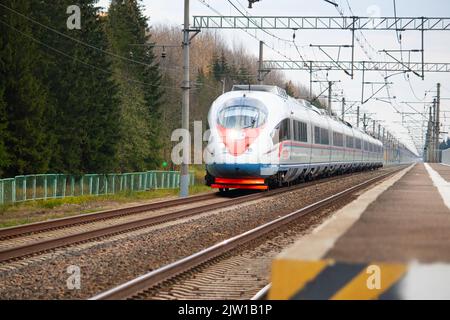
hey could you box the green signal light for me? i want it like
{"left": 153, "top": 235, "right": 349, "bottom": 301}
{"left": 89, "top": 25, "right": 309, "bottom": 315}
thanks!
{"left": 162, "top": 161, "right": 168, "bottom": 168}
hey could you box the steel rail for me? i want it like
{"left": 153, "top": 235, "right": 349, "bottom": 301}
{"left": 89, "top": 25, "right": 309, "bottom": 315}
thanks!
{"left": 90, "top": 167, "right": 404, "bottom": 300}
{"left": 251, "top": 284, "right": 271, "bottom": 300}
{"left": 0, "top": 192, "right": 221, "bottom": 240}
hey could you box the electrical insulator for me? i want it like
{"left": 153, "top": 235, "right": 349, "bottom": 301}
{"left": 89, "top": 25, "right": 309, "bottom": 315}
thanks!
{"left": 248, "top": 0, "right": 260, "bottom": 9}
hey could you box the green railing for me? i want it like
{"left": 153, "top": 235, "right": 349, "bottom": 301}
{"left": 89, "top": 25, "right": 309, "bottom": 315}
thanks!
{"left": 0, "top": 171, "right": 195, "bottom": 205}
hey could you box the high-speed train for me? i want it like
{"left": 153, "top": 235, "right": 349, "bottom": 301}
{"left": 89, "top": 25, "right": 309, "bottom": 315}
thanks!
{"left": 204, "top": 85, "right": 384, "bottom": 191}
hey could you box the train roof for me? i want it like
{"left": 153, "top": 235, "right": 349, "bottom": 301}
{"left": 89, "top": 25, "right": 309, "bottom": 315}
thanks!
{"left": 232, "top": 85, "right": 288, "bottom": 100}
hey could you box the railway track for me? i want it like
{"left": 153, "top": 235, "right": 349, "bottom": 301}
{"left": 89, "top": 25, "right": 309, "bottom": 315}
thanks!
{"left": 0, "top": 192, "right": 223, "bottom": 240}
{"left": 0, "top": 170, "right": 373, "bottom": 263}
{"left": 90, "top": 167, "right": 405, "bottom": 300}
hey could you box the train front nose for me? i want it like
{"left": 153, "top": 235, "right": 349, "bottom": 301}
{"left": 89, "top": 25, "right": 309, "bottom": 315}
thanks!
{"left": 207, "top": 163, "right": 267, "bottom": 178}
{"left": 205, "top": 95, "right": 278, "bottom": 188}
{"left": 206, "top": 127, "right": 274, "bottom": 178}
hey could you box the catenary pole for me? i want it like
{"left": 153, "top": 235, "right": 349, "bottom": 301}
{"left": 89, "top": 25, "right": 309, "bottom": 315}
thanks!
{"left": 180, "top": 0, "right": 190, "bottom": 197}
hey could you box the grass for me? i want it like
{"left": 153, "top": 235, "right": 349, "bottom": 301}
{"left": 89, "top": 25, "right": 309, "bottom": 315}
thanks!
{"left": 0, "top": 183, "right": 211, "bottom": 229}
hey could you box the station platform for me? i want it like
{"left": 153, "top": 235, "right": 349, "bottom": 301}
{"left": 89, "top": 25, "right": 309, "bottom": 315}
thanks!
{"left": 429, "top": 163, "right": 450, "bottom": 182}
{"left": 269, "top": 163, "right": 450, "bottom": 300}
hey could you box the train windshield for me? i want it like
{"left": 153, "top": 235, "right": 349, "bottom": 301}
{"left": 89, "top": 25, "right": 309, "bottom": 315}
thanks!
{"left": 218, "top": 106, "right": 267, "bottom": 129}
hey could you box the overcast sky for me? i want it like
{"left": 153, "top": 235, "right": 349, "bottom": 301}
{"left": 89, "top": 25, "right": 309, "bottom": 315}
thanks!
{"left": 97, "top": 0, "right": 450, "bottom": 155}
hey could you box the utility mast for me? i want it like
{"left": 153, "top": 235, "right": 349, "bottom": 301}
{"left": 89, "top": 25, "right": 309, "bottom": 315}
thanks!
{"left": 180, "top": 0, "right": 191, "bottom": 197}
{"left": 258, "top": 41, "right": 264, "bottom": 85}
{"left": 435, "top": 83, "right": 441, "bottom": 162}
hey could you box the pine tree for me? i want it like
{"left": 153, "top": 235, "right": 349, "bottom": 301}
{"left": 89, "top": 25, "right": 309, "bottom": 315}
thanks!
{"left": 0, "top": 82, "right": 9, "bottom": 175}
{"left": 285, "top": 81, "right": 296, "bottom": 97}
{"left": 106, "top": 0, "right": 164, "bottom": 171}
{"left": 0, "top": 18, "right": 9, "bottom": 175}
{"left": 0, "top": 0, "right": 53, "bottom": 176}
{"left": 32, "top": 0, "right": 120, "bottom": 174}
{"left": 193, "top": 68, "right": 221, "bottom": 126}
{"left": 142, "top": 35, "right": 164, "bottom": 169}
{"left": 236, "top": 66, "right": 252, "bottom": 85}
{"left": 212, "top": 51, "right": 230, "bottom": 82}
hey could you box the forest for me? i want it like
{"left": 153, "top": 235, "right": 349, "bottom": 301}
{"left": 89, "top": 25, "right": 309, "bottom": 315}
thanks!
{"left": 0, "top": 0, "right": 325, "bottom": 178}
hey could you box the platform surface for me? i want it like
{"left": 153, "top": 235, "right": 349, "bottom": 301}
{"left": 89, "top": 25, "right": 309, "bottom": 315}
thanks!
{"left": 270, "top": 163, "right": 450, "bottom": 299}
{"left": 429, "top": 163, "right": 450, "bottom": 182}
{"left": 327, "top": 163, "right": 450, "bottom": 263}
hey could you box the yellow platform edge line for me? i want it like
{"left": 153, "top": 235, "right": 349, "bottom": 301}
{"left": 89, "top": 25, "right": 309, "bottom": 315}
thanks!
{"left": 268, "top": 259, "right": 332, "bottom": 300}
{"left": 331, "top": 263, "right": 407, "bottom": 300}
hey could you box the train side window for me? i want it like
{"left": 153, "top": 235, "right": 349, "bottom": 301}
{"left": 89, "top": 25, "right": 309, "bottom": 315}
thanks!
{"left": 320, "top": 128, "right": 329, "bottom": 145}
{"left": 294, "top": 121, "right": 308, "bottom": 142}
{"left": 279, "top": 119, "right": 290, "bottom": 142}
{"left": 300, "top": 122, "right": 308, "bottom": 142}
{"left": 293, "top": 121, "right": 299, "bottom": 141}
{"left": 333, "top": 132, "right": 343, "bottom": 147}
{"left": 314, "top": 126, "right": 321, "bottom": 144}
{"left": 314, "top": 126, "right": 330, "bottom": 145}
{"left": 355, "top": 138, "right": 362, "bottom": 149}
{"left": 346, "top": 135, "right": 354, "bottom": 148}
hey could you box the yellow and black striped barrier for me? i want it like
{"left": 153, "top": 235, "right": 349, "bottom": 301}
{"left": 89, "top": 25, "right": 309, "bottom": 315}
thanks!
{"left": 269, "top": 259, "right": 450, "bottom": 300}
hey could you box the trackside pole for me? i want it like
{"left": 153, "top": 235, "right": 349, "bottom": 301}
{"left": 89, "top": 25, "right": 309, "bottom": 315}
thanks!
{"left": 180, "top": 0, "right": 190, "bottom": 197}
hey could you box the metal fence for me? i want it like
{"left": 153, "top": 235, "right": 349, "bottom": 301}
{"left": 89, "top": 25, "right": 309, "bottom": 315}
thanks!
{"left": 0, "top": 171, "right": 195, "bottom": 205}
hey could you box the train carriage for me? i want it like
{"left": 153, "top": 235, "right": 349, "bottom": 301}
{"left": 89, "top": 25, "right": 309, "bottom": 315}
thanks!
{"left": 205, "top": 85, "right": 386, "bottom": 191}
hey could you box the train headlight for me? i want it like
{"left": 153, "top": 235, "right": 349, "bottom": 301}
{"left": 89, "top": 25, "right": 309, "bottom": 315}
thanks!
{"left": 228, "top": 130, "right": 245, "bottom": 140}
